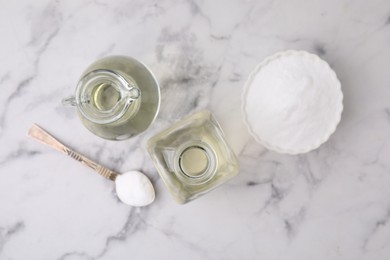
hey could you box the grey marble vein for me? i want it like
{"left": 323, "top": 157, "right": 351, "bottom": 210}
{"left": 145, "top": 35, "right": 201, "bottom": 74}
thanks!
{"left": 94, "top": 209, "right": 148, "bottom": 259}
{"left": 1, "top": 0, "right": 390, "bottom": 259}
{"left": 363, "top": 208, "right": 390, "bottom": 250}
{"left": 0, "top": 222, "right": 25, "bottom": 254}
{"left": 0, "top": 144, "right": 41, "bottom": 167}
{"left": 0, "top": 2, "right": 61, "bottom": 137}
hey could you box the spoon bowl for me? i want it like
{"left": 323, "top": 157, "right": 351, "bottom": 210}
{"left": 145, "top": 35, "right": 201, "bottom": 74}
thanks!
{"left": 115, "top": 171, "right": 155, "bottom": 206}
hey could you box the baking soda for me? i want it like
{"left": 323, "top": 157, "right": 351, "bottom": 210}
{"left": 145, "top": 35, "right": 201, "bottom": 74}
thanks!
{"left": 244, "top": 52, "right": 342, "bottom": 152}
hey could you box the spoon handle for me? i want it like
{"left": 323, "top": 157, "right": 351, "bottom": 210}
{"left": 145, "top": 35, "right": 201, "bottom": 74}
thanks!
{"left": 28, "top": 124, "right": 117, "bottom": 181}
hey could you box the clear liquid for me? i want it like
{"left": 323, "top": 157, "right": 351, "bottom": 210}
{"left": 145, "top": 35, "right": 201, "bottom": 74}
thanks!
{"left": 148, "top": 110, "right": 239, "bottom": 203}
{"left": 179, "top": 146, "right": 209, "bottom": 177}
{"left": 78, "top": 56, "right": 160, "bottom": 140}
{"left": 91, "top": 83, "right": 120, "bottom": 111}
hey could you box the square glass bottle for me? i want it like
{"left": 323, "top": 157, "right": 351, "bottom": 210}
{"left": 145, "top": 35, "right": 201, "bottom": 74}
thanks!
{"left": 147, "top": 110, "right": 240, "bottom": 204}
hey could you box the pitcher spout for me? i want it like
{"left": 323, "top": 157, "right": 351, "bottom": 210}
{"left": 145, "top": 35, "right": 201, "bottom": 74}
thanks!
{"left": 125, "top": 87, "right": 141, "bottom": 104}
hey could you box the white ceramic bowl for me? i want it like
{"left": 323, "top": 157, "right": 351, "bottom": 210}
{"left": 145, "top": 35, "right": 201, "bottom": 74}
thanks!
{"left": 241, "top": 50, "right": 343, "bottom": 154}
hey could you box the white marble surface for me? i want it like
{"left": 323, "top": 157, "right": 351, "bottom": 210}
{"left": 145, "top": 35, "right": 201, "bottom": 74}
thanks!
{"left": 1, "top": 0, "right": 390, "bottom": 259}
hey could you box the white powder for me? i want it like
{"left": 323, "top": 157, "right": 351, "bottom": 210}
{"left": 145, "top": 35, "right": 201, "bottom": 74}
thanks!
{"left": 243, "top": 51, "right": 342, "bottom": 153}
{"left": 115, "top": 171, "right": 155, "bottom": 207}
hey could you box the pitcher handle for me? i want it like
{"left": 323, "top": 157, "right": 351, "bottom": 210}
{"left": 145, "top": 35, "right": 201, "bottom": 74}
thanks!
{"left": 62, "top": 96, "right": 77, "bottom": 106}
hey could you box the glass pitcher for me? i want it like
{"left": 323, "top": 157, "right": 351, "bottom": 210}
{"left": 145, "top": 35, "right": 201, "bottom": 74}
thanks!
{"left": 63, "top": 56, "right": 160, "bottom": 140}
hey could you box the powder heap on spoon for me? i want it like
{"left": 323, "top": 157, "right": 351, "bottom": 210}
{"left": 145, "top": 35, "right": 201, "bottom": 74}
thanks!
{"left": 115, "top": 171, "right": 155, "bottom": 206}
{"left": 28, "top": 124, "right": 155, "bottom": 207}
